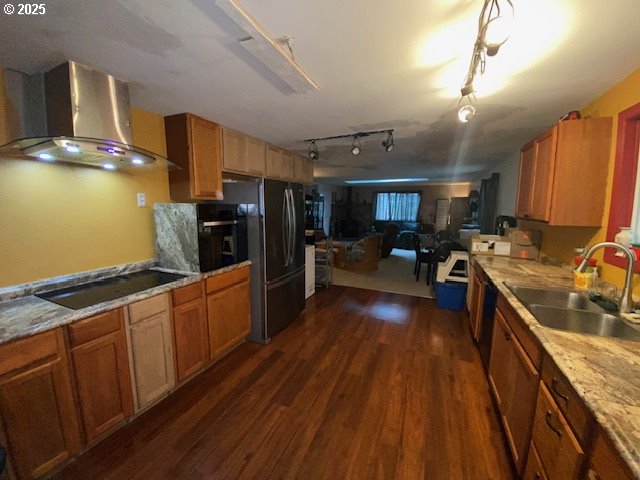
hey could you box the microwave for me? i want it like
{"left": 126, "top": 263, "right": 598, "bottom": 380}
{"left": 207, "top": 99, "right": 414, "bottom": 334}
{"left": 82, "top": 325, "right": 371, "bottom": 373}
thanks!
{"left": 197, "top": 204, "right": 248, "bottom": 272}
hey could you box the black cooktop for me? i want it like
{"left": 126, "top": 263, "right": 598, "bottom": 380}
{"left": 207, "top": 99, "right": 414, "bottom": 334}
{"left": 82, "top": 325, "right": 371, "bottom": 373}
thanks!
{"left": 36, "top": 269, "right": 188, "bottom": 310}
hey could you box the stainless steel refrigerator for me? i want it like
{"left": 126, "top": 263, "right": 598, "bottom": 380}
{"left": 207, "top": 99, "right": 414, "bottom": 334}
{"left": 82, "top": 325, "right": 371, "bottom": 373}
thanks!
{"left": 223, "top": 178, "right": 305, "bottom": 343}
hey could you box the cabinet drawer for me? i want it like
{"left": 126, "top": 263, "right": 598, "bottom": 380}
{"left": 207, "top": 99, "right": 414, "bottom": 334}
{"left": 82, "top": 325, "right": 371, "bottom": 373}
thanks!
{"left": 0, "top": 329, "right": 61, "bottom": 377}
{"left": 497, "top": 293, "right": 543, "bottom": 370}
{"left": 128, "top": 293, "right": 170, "bottom": 324}
{"left": 524, "top": 442, "right": 549, "bottom": 480}
{"left": 532, "top": 382, "right": 585, "bottom": 480}
{"left": 68, "top": 309, "right": 122, "bottom": 347}
{"left": 172, "top": 282, "right": 204, "bottom": 307}
{"left": 206, "top": 266, "right": 249, "bottom": 294}
{"left": 542, "top": 355, "right": 594, "bottom": 444}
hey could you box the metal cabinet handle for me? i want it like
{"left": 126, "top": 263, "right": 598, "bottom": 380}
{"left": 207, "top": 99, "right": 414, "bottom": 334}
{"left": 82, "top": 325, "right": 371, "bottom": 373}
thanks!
{"left": 551, "top": 377, "right": 569, "bottom": 404}
{"left": 534, "top": 473, "right": 541, "bottom": 480}
{"left": 545, "top": 410, "right": 562, "bottom": 437}
{"left": 504, "top": 332, "right": 512, "bottom": 341}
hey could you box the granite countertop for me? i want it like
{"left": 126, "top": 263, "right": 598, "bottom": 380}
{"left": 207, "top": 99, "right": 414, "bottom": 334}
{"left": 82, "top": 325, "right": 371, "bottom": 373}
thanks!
{"left": 474, "top": 255, "right": 640, "bottom": 479}
{"left": 0, "top": 260, "right": 251, "bottom": 345}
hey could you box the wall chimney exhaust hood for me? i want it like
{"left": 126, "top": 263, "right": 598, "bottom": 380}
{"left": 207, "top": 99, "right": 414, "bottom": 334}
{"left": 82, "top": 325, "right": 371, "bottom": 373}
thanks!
{"left": 0, "top": 61, "right": 178, "bottom": 174}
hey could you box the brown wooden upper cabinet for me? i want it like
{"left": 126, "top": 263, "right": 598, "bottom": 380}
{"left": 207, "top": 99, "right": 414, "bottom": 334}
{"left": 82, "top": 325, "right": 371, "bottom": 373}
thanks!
{"left": 222, "top": 128, "right": 267, "bottom": 177}
{"left": 266, "top": 144, "right": 284, "bottom": 179}
{"left": 0, "top": 329, "right": 82, "bottom": 479}
{"left": 165, "top": 113, "right": 224, "bottom": 201}
{"left": 515, "top": 117, "right": 612, "bottom": 226}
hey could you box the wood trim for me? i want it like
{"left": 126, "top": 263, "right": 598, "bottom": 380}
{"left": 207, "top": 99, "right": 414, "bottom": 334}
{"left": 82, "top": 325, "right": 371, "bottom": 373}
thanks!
{"left": 604, "top": 102, "right": 640, "bottom": 272}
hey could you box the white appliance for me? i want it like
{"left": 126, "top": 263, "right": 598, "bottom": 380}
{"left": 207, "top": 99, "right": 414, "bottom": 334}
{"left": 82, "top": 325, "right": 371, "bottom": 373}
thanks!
{"left": 305, "top": 245, "right": 315, "bottom": 299}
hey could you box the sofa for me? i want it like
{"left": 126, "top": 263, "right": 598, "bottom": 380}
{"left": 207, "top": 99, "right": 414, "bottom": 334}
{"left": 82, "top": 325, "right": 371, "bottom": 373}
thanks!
{"left": 374, "top": 221, "right": 435, "bottom": 250}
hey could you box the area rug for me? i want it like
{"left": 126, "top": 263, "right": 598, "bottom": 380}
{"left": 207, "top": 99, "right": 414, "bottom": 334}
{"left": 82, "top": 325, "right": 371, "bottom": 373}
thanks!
{"left": 332, "top": 248, "right": 434, "bottom": 298}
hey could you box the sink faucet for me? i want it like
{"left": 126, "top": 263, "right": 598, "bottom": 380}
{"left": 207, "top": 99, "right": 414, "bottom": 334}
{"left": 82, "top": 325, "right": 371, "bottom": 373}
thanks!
{"left": 576, "top": 242, "right": 637, "bottom": 313}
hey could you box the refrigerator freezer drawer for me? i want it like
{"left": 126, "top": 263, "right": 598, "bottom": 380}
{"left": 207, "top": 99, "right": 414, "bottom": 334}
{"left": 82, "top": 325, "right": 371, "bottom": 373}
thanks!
{"left": 266, "top": 268, "right": 305, "bottom": 339}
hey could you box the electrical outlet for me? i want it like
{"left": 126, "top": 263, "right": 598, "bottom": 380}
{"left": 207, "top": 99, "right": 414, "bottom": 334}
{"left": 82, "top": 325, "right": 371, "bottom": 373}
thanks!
{"left": 137, "top": 193, "right": 146, "bottom": 207}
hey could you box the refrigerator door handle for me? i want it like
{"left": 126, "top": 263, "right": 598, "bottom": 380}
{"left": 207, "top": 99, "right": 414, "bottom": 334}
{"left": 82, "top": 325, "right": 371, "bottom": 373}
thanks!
{"left": 282, "top": 189, "right": 289, "bottom": 267}
{"left": 289, "top": 188, "right": 296, "bottom": 266}
{"left": 286, "top": 188, "right": 293, "bottom": 266}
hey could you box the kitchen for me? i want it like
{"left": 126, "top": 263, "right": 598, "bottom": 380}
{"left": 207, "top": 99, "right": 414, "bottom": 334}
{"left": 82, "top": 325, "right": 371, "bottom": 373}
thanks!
{"left": 0, "top": 2, "right": 640, "bottom": 478}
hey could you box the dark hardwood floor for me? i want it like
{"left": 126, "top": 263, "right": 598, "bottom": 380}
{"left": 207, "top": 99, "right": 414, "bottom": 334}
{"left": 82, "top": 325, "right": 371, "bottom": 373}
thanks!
{"left": 53, "top": 286, "right": 514, "bottom": 480}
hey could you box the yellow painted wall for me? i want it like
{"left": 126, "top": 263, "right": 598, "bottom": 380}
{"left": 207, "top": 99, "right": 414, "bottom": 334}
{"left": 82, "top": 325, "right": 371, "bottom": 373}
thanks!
{"left": 0, "top": 68, "right": 170, "bottom": 287}
{"left": 523, "top": 67, "right": 640, "bottom": 293}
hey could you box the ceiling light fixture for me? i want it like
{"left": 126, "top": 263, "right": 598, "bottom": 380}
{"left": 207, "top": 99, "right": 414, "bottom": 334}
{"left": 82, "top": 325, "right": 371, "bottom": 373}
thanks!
{"left": 103, "top": 163, "right": 116, "bottom": 170}
{"left": 351, "top": 136, "right": 361, "bottom": 156}
{"left": 131, "top": 157, "right": 145, "bottom": 165}
{"left": 458, "top": 0, "right": 513, "bottom": 121}
{"left": 458, "top": 93, "right": 477, "bottom": 123}
{"left": 308, "top": 140, "right": 319, "bottom": 160}
{"left": 382, "top": 130, "right": 394, "bottom": 152}
{"left": 38, "top": 153, "right": 55, "bottom": 161}
{"left": 303, "top": 129, "right": 395, "bottom": 157}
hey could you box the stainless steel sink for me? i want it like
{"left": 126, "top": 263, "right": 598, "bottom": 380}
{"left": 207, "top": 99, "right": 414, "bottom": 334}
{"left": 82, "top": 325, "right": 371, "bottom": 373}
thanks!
{"left": 527, "top": 304, "right": 640, "bottom": 342}
{"left": 506, "top": 284, "right": 605, "bottom": 313}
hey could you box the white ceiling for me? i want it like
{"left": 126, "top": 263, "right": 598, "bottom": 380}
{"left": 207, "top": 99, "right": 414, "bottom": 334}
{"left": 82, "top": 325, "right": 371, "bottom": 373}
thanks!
{"left": 1, "top": 0, "right": 640, "bottom": 184}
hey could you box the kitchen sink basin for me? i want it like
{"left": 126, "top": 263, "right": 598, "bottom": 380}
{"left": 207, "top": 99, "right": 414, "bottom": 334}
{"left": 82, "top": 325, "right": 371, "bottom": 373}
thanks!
{"left": 506, "top": 284, "right": 605, "bottom": 313}
{"left": 527, "top": 305, "right": 640, "bottom": 342}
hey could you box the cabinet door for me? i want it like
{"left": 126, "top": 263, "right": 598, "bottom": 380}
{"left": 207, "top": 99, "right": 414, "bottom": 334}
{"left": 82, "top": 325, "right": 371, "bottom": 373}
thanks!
{"left": 293, "top": 155, "right": 306, "bottom": 183}
{"left": 128, "top": 311, "right": 175, "bottom": 410}
{"left": 489, "top": 309, "right": 540, "bottom": 475}
{"left": 281, "top": 151, "right": 296, "bottom": 181}
{"left": 71, "top": 330, "right": 134, "bottom": 442}
{"left": 207, "top": 280, "right": 251, "bottom": 359}
{"left": 0, "top": 335, "right": 81, "bottom": 480}
{"left": 530, "top": 127, "right": 558, "bottom": 221}
{"left": 516, "top": 142, "right": 536, "bottom": 219}
{"left": 190, "top": 114, "right": 223, "bottom": 199}
{"left": 469, "top": 271, "right": 484, "bottom": 341}
{"left": 173, "top": 299, "right": 209, "bottom": 382}
{"left": 266, "top": 145, "right": 283, "bottom": 179}
{"left": 533, "top": 383, "right": 584, "bottom": 480}
{"left": 222, "top": 127, "right": 247, "bottom": 173}
{"left": 245, "top": 136, "right": 266, "bottom": 175}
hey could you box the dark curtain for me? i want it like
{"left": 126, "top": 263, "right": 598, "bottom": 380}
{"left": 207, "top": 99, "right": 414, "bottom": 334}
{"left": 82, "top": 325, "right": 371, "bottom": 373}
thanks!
{"left": 479, "top": 173, "right": 500, "bottom": 234}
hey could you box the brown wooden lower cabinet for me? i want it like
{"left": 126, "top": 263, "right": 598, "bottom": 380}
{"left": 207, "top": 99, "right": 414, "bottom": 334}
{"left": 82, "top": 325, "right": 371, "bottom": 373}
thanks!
{"left": 172, "top": 282, "right": 209, "bottom": 382}
{"left": 0, "top": 329, "right": 81, "bottom": 479}
{"left": 68, "top": 309, "right": 134, "bottom": 443}
{"left": 206, "top": 268, "right": 251, "bottom": 360}
{"left": 523, "top": 442, "right": 549, "bottom": 480}
{"left": 126, "top": 294, "right": 175, "bottom": 412}
{"left": 488, "top": 307, "right": 540, "bottom": 475}
{"left": 588, "top": 429, "right": 635, "bottom": 480}
{"left": 530, "top": 382, "right": 585, "bottom": 480}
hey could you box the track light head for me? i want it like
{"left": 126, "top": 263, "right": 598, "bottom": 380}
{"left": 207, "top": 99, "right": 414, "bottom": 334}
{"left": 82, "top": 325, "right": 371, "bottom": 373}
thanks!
{"left": 308, "top": 140, "right": 319, "bottom": 160}
{"left": 351, "top": 136, "right": 361, "bottom": 156}
{"left": 382, "top": 131, "right": 394, "bottom": 152}
{"left": 458, "top": 105, "right": 476, "bottom": 123}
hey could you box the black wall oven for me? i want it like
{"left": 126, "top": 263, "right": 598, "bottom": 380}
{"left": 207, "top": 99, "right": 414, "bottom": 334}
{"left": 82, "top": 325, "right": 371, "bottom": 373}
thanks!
{"left": 197, "top": 204, "right": 248, "bottom": 272}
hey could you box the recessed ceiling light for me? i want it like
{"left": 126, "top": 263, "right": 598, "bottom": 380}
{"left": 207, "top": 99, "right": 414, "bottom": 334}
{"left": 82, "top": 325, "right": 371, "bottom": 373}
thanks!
{"left": 103, "top": 163, "right": 116, "bottom": 170}
{"left": 38, "top": 153, "right": 55, "bottom": 161}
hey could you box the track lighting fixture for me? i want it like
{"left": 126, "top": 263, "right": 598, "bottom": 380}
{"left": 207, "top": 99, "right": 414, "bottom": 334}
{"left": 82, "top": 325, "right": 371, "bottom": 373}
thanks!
{"left": 382, "top": 130, "right": 394, "bottom": 152}
{"left": 351, "top": 136, "right": 361, "bottom": 156}
{"left": 458, "top": 94, "right": 477, "bottom": 123}
{"left": 457, "top": 0, "right": 513, "bottom": 120}
{"left": 303, "top": 129, "right": 395, "bottom": 157}
{"left": 308, "top": 140, "right": 319, "bottom": 160}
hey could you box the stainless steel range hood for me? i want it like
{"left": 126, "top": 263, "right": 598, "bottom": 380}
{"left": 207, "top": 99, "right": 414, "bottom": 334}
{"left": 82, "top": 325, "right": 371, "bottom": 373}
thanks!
{"left": 0, "top": 61, "right": 178, "bottom": 174}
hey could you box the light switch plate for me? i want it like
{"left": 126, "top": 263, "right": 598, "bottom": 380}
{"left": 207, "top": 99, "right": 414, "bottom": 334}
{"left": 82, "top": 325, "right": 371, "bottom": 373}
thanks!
{"left": 137, "top": 193, "right": 146, "bottom": 207}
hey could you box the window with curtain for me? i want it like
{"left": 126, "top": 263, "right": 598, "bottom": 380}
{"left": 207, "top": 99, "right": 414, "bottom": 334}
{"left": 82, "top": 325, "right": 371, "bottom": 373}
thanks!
{"left": 374, "top": 192, "right": 421, "bottom": 222}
